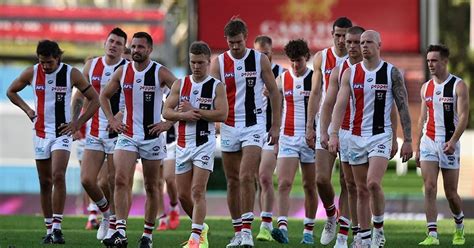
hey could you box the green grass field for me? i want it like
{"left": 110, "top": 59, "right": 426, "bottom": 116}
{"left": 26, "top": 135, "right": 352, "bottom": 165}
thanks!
{"left": 0, "top": 215, "right": 472, "bottom": 247}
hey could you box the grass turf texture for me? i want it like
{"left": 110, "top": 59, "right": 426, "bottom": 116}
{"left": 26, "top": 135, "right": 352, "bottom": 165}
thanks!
{"left": 0, "top": 215, "right": 472, "bottom": 247}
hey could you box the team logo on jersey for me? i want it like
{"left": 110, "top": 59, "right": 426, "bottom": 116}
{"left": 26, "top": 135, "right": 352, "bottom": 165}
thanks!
{"left": 136, "top": 79, "right": 142, "bottom": 83}
{"left": 242, "top": 71, "right": 257, "bottom": 77}
{"left": 224, "top": 72, "right": 234, "bottom": 78}
{"left": 378, "top": 144, "right": 386, "bottom": 149}
{"left": 35, "top": 85, "right": 45, "bottom": 91}
{"left": 51, "top": 86, "right": 67, "bottom": 93}
{"left": 376, "top": 92, "right": 385, "bottom": 100}
{"left": 140, "top": 85, "right": 156, "bottom": 92}
{"left": 237, "top": 66, "right": 243, "bottom": 70}
{"left": 253, "top": 134, "right": 261, "bottom": 139}
{"left": 145, "top": 93, "right": 153, "bottom": 102}
{"left": 152, "top": 146, "right": 160, "bottom": 151}
{"left": 62, "top": 138, "right": 70, "bottom": 144}
{"left": 444, "top": 104, "right": 452, "bottom": 112}
{"left": 105, "top": 72, "right": 111, "bottom": 76}
{"left": 48, "top": 80, "right": 54, "bottom": 84}
{"left": 439, "top": 97, "right": 454, "bottom": 103}
{"left": 193, "top": 89, "right": 199, "bottom": 95}
{"left": 367, "top": 78, "right": 374, "bottom": 82}
{"left": 353, "top": 83, "right": 364, "bottom": 89}
{"left": 202, "top": 155, "right": 210, "bottom": 161}
{"left": 197, "top": 97, "right": 213, "bottom": 104}
{"left": 436, "top": 91, "right": 441, "bottom": 95}
{"left": 246, "top": 79, "right": 255, "bottom": 87}
{"left": 371, "top": 84, "right": 388, "bottom": 90}
{"left": 284, "top": 90, "right": 293, "bottom": 96}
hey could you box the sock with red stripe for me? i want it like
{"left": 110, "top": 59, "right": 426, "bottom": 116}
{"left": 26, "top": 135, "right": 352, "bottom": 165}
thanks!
{"left": 95, "top": 197, "right": 111, "bottom": 219}
{"left": 142, "top": 221, "right": 154, "bottom": 239}
{"left": 116, "top": 219, "right": 127, "bottom": 237}
{"left": 52, "top": 214, "right": 63, "bottom": 230}
{"left": 372, "top": 214, "right": 384, "bottom": 231}
{"left": 44, "top": 218, "right": 53, "bottom": 235}
{"left": 191, "top": 223, "right": 204, "bottom": 242}
{"left": 338, "top": 216, "right": 351, "bottom": 236}
{"left": 232, "top": 218, "right": 242, "bottom": 234}
{"left": 277, "top": 216, "right": 288, "bottom": 231}
{"left": 303, "top": 217, "right": 315, "bottom": 235}
{"left": 242, "top": 212, "right": 254, "bottom": 234}
{"left": 260, "top": 211, "right": 273, "bottom": 229}
{"left": 427, "top": 222, "right": 438, "bottom": 238}
{"left": 324, "top": 204, "right": 337, "bottom": 221}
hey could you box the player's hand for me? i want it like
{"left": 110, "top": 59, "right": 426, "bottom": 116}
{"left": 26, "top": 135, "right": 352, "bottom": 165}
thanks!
{"left": 268, "top": 124, "right": 279, "bottom": 146}
{"left": 27, "top": 109, "right": 37, "bottom": 122}
{"left": 107, "top": 117, "right": 127, "bottom": 134}
{"left": 305, "top": 126, "right": 316, "bottom": 149}
{"left": 320, "top": 132, "right": 329, "bottom": 150}
{"left": 179, "top": 110, "right": 201, "bottom": 122}
{"left": 443, "top": 140, "right": 456, "bottom": 155}
{"left": 178, "top": 101, "right": 194, "bottom": 112}
{"left": 262, "top": 87, "right": 269, "bottom": 97}
{"left": 400, "top": 141, "right": 413, "bottom": 163}
{"left": 415, "top": 149, "right": 420, "bottom": 167}
{"left": 148, "top": 121, "right": 173, "bottom": 136}
{"left": 390, "top": 138, "right": 399, "bottom": 159}
{"left": 328, "top": 133, "right": 340, "bottom": 154}
{"left": 72, "top": 130, "right": 83, "bottom": 141}
{"left": 58, "top": 120, "right": 80, "bottom": 136}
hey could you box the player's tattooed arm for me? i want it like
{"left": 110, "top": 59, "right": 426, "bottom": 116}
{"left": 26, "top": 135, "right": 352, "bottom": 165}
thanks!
{"left": 391, "top": 67, "right": 412, "bottom": 142}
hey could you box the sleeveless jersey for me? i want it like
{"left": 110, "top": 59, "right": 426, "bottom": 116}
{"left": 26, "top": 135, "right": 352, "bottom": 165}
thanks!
{"left": 320, "top": 47, "right": 347, "bottom": 111}
{"left": 86, "top": 56, "right": 126, "bottom": 139}
{"left": 120, "top": 60, "right": 165, "bottom": 140}
{"left": 281, "top": 69, "right": 313, "bottom": 136}
{"left": 263, "top": 63, "right": 285, "bottom": 132}
{"left": 176, "top": 75, "right": 219, "bottom": 148}
{"left": 32, "top": 63, "right": 73, "bottom": 138}
{"left": 423, "top": 74, "right": 460, "bottom": 142}
{"left": 350, "top": 61, "right": 394, "bottom": 137}
{"left": 338, "top": 59, "right": 354, "bottom": 131}
{"left": 218, "top": 49, "right": 264, "bottom": 127}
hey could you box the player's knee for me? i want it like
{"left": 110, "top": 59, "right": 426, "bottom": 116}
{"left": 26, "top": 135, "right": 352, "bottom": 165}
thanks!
{"left": 356, "top": 185, "right": 369, "bottom": 198}
{"left": 240, "top": 173, "right": 255, "bottom": 185}
{"left": 114, "top": 174, "right": 129, "bottom": 189}
{"left": 302, "top": 179, "right": 316, "bottom": 194}
{"left": 367, "top": 180, "right": 381, "bottom": 193}
{"left": 444, "top": 188, "right": 459, "bottom": 202}
{"left": 39, "top": 177, "right": 53, "bottom": 190}
{"left": 278, "top": 179, "right": 293, "bottom": 192}
{"left": 191, "top": 185, "right": 205, "bottom": 202}
{"left": 424, "top": 181, "right": 437, "bottom": 195}
{"left": 52, "top": 171, "right": 66, "bottom": 185}
{"left": 316, "top": 174, "right": 331, "bottom": 188}
{"left": 81, "top": 176, "right": 95, "bottom": 189}
{"left": 144, "top": 181, "right": 158, "bottom": 195}
{"left": 259, "top": 173, "right": 273, "bottom": 188}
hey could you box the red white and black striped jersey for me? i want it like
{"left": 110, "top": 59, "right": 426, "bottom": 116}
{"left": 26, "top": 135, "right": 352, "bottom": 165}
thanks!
{"left": 350, "top": 61, "right": 394, "bottom": 137}
{"left": 263, "top": 63, "right": 286, "bottom": 132}
{"left": 320, "top": 47, "right": 347, "bottom": 111}
{"left": 338, "top": 59, "right": 355, "bottom": 131}
{"left": 32, "top": 63, "right": 73, "bottom": 138}
{"left": 86, "top": 56, "right": 126, "bottom": 139}
{"left": 176, "top": 75, "right": 220, "bottom": 148}
{"left": 120, "top": 60, "right": 165, "bottom": 140}
{"left": 218, "top": 49, "right": 264, "bottom": 127}
{"left": 422, "top": 74, "right": 460, "bottom": 142}
{"left": 281, "top": 68, "right": 313, "bottom": 136}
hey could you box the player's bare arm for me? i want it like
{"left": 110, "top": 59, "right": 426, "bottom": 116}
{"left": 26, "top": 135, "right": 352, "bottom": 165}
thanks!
{"left": 389, "top": 102, "right": 399, "bottom": 159}
{"left": 197, "top": 82, "right": 228, "bottom": 122}
{"left": 391, "top": 66, "right": 413, "bottom": 162}
{"left": 444, "top": 80, "right": 469, "bottom": 154}
{"left": 415, "top": 83, "right": 428, "bottom": 166}
{"left": 210, "top": 57, "right": 222, "bottom": 81}
{"left": 59, "top": 67, "right": 99, "bottom": 136}
{"left": 159, "top": 66, "right": 178, "bottom": 89}
{"left": 305, "top": 51, "right": 322, "bottom": 147}
{"left": 320, "top": 66, "right": 340, "bottom": 149}
{"left": 328, "top": 68, "right": 351, "bottom": 154}
{"left": 6, "top": 66, "right": 36, "bottom": 121}
{"left": 100, "top": 66, "right": 126, "bottom": 133}
{"left": 261, "top": 54, "right": 281, "bottom": 145}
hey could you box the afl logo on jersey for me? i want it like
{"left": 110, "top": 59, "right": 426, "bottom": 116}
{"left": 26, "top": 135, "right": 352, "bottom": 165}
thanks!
{"left": 48, "top": 80, "right": 54, "bottom": 84}
{"left": 224, "top": 72, "right": 234, "bottom": 78}
{"left": 425, "top": 96, "right": 433, "bottom": 102}
{"left": 35, "top": 85, "right": 45, "bottom": 90}
{"left": 325, "top": 69, "right": 332, "bottom": 74}
{"left": 284, "top": 90, "right": 293, "bottom": 96}
{"left": 181, "top": 96, "right": 190, "bottom": 101}
{"left": 353, "top": 83, "right": 364, "bottom": 89}
{"left": 91, "top": 76, "right": 101, "bottom": 82}
{"left": 123, "top": 84, "right": 133, "bottom": 90}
